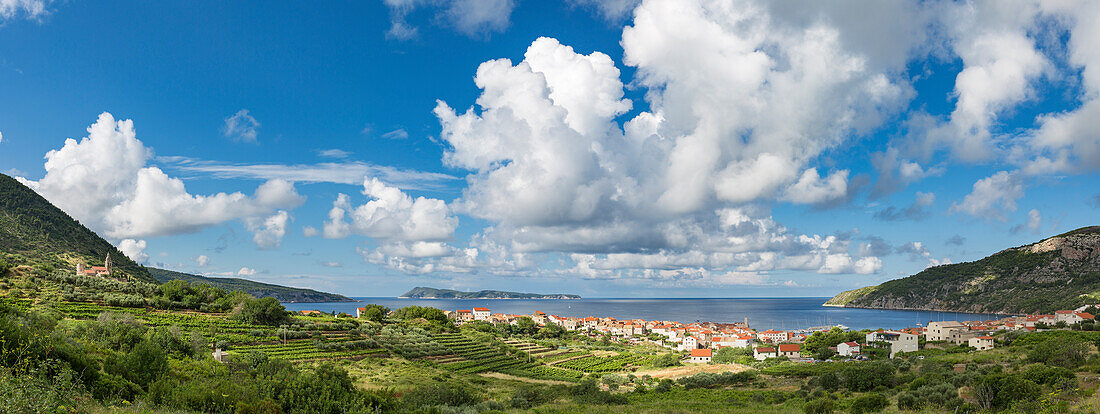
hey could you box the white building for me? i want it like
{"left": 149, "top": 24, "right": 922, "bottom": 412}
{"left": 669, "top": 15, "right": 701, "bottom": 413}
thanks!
{"left": 689, "top": 348, "right": 712, "bottom": 363}
{"left": 754, "top": 346, "right": 777, "bottom": 361}
{"left": 925, "top": 321, "right": 966, "bottom": 342}
{"left": 866, "top": 330, "right": 918, "bottom": 358}
{"left": 837, "top": 341, "right": 860, "bottom": 356}
{"left": 472, "top": 307, "right": 491, "bottom": 321}
{"left": 680, "top": 335, "right": 698, "bottom": 351}
{"left": 968, "top": 336, "right": 995, "bottom": 351}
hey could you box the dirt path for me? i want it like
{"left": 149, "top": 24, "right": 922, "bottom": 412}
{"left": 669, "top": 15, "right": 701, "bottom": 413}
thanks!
{"left": 479, "top": 372, "right": 574, "bottom": 385}
{"left": 634, "top": 363, "right": 751, "bottom": 379}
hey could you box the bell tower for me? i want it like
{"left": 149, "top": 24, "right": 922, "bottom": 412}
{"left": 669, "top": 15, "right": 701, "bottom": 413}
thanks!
{"left": 105, "top": 253, "right": 112, "bottom": 274}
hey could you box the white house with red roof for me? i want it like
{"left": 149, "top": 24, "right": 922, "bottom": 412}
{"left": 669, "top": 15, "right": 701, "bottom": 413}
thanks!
{"left": 968, "top": 336, "right": 995, "bottom": 351}
{"left": 454, "top": 309, "right": 474, "bottom": 322}
{"left": 837, "top": 341, "right": 860, "bottom": 356}
{"left": 778, "top": 344, "right": 801, "bottom": 358}
{"left": 754, "top": 346, "right": 777, "bottom": 361}
{"left": 1055, "top": 310, "right": 1095, "bottom": 325}
{"left": 688, "top": 348, "right": 712, "bottom": 363}
{"left": 472, "top": 307, "right": 491, "bottom": 321}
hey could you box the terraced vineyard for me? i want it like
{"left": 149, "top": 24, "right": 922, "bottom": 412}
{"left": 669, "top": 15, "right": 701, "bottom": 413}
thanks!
{"left": 430, "top": 334, "right": 588, "bottom": 382}
{"left": 230, "top": 339, "right": 386, "bottom": 362}
{"left": 432, "top": 333, "right": 536, "bottom": 374}
{"left": 52, "top": 301, "right": 278, "bottom": 342}
{"left": 554, "top": 353, "right": 655, "bottom": 373}
{"left": 498, "top": 365, "right": 584, "bottom": 382}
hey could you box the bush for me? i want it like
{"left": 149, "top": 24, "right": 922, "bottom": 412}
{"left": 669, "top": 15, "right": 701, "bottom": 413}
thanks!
{"left": 848, "top": 393, "right": 888, "bottom": 414}
{"left": 972, "top": 373, "right": 1041, "bottom": 411}
{"left": 1027, "top": 337, "right": 1089, "bottom": 369}
{"left": 677, "top": 370, "right": 758, "bottom": 389}
{"left": 804, "top": 398, "right": 835, "bottom": 414}
{"left": 713, "top": 346, "right": 751, "bottom": 364}
{"left": 842, "top": 362, "right": 896, "bottom": 391}
{"left": 569, "top": 378, "right": 628, "bottom": 405}
{"left": 403, "top": 383, "right": 479, "bottom": 408}
{"left": 510, "top": 385, "right": 558, "bottom": 409}
{"left": 653, "top": 353, "right": 682, "bottom": 367}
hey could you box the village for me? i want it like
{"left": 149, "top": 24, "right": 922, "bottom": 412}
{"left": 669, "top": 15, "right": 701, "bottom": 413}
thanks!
{"left": 329, "top": 305, "right": 1100, "bottom": 364}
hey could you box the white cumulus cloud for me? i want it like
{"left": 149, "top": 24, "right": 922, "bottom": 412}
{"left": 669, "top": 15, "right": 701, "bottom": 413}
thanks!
{"left": 951, "top": 171, "right": 1024, "bottom": 221}
{"left": 17, "top": 112, "right": 304, "bottom": 239}
{"left": 323, "top": 178, "right": 457, "bottom": 242}
{"left": 246, "top": 210, "right": 290, "bottom": 249}
{"left": 117, "top": 239, "right": 148, "bottom": 263}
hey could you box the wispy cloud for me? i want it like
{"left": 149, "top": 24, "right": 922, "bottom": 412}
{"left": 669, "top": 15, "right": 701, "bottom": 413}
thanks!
{"left": 316, "top": 149, "right": 351, "bottom": 159}
{"left": 381, "top": 128, "right": 409, "bottom": 140}
{"left": 158, "top": 156, "right": 458, "bottom": 191}
{"left": 223, "top": 109, "right": 260, "bottom": 143}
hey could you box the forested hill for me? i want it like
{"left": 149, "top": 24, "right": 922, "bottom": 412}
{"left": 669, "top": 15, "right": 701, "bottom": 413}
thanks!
{"left": 825, "top": 226, "right": 1100, "bottom": 314}
{"left": 401, "top": 286, "right": 581, "bottom": 299}
{"left": 148, "top": 268, "right": 353, "bottom": 303}
{"left": 0, "top": 173, "right": 154, "bottom": 283}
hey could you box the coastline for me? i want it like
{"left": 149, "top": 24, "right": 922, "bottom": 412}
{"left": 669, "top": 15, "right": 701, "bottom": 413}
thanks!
{"left": 822, "top": 302, "right": 1017, "bottom": 317}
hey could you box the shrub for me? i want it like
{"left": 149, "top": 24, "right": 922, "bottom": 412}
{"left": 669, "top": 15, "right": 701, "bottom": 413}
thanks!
{"left": 677, "top": 370, "right": 758, "bottom": 389}
{"left": 848, "top": 393, "right": 888, "bottom": 414}
{"left": 1027, "top": 338, "right": 1089, "bottom": 369}
{"left": 713, "top": 346, "right": 751, "bottom": 364}
{"left": 653, "top": 353, "right": 682, "bottom": 367}
{"left": 842, "top": 362, "right": 896, "bottom": 391}
{"left": 510, "top": 385, "right": 558, "bottom": 409}
{"left": 403, "top": 383, "right": 479, "bottom": 408}
{"left": 804, "top": 398, "right": 835, "bottom": 414}
{"left": 972, "top": 374, "right": 1041, "bottom": 411}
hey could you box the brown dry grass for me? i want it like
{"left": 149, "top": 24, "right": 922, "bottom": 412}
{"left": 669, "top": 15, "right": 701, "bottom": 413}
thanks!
{"left": 633, "top": 363, "right": 751, "bottom": 379}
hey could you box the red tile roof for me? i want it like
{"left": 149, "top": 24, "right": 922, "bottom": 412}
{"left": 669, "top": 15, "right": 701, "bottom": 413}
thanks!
{"left": 690, "top": 349, "right": 712, "bottom": 357}
{"left": 755, "top": 347, "right": 776, "bottom": 352}
{"left": 778, "top": 344, "right": 800, "bottom": 352}
{"left": 473, "top": 307, "right": 490, "bottom": 312}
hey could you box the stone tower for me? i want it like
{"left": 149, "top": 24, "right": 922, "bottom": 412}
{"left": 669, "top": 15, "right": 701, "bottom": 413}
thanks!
{"left": 105, "top": 253, "right": 112, "bottom": 274}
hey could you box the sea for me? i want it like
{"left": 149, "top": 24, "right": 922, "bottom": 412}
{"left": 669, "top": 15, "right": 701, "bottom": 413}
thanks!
{"left": 281, "top": 297, "right": 1006, "bottom": 331}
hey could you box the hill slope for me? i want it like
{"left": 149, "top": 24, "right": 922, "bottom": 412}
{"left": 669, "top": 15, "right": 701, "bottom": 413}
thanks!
{"left": 825, "top": 226, "right": 1100, "bottom": 314}
{"left": 400, "top": 286, "right": 580, "bottom": 299}
{"left": 148, "top": 268, "right": 353, "bottom": 303}
{"left": 0, "top": 173, "right": 154, "bottom": 283}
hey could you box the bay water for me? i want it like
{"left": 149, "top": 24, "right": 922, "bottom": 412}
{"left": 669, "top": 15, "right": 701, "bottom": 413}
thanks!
{"left": 282, "top": 297, "right": 1004, "bottom": 331}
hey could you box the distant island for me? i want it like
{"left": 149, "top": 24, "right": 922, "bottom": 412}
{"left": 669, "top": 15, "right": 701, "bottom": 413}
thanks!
{"left": 149, "top": 268, "right": 354, "bottom": 303}
{"left": 400, "top": 286, "right": 580, "bottom": 299}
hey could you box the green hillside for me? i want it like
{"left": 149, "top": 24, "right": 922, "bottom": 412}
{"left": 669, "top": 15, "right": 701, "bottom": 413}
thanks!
{"left": 825, "top": 226, "right": 1100, "bottom": 314}
{"left": 0, "top": 173, "right": 154, "bottom": 283}
{"left": 148, "top": 268, "right": 352, "bottom": 303}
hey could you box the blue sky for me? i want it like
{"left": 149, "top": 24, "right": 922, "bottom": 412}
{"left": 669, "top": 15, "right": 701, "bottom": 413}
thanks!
{"left": 1, "top": 0, "right": 1097, "bottom": 298}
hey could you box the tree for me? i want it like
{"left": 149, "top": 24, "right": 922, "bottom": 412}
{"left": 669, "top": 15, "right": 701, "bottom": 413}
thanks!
{"left": 1028, "top": 337, "right": 1088, "bottom": 369}
{"left": 391, "top": 306, "right": 447, "bottom": 322}
{"left": 514, "top": 317, "right": 538, "bottom": 336}
{"left": 233, "top": 297, "right": 291, "bottom": 326}
{"left": 653, "top": 353, "right": 682, "bottom": 367}
{"left": 358, "top": 304, "right": 389, "bottom": 322}
{"left": 712, "top": 346, "right": 751, "bottom": 364}
{"left": 815, "top": 347, "right": 837, "bottom": 361}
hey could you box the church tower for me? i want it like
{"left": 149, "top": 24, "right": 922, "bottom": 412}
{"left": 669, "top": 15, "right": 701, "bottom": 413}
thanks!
{"left": 104, "top": 253, "right": 112, "bottom": 274}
